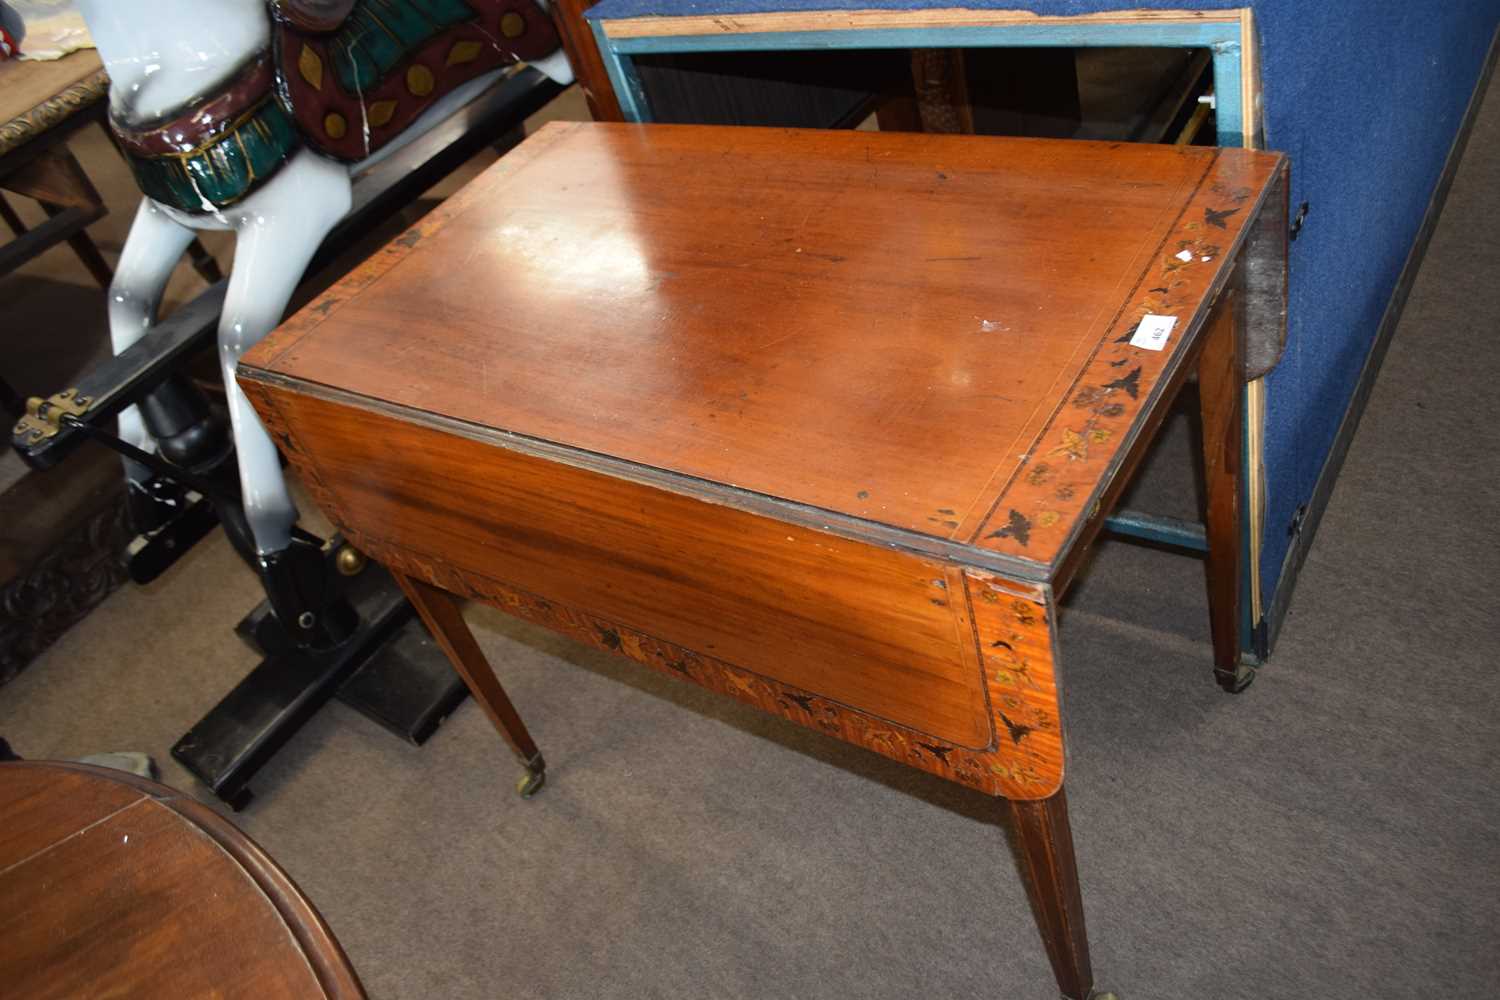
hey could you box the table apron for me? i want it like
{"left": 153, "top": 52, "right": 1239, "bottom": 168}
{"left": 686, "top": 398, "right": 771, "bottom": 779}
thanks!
{"left": 242, "top": 377, "right": 1069, "bottom": 799}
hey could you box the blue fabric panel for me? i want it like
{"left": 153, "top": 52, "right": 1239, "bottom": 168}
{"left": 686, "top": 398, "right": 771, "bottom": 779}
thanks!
{"left": 587, "top": 0, "right": 1499, "bottom": 612}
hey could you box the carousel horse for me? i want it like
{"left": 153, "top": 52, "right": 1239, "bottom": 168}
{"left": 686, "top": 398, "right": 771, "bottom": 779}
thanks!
{"left": 79, "top": 0, "right": 571, "bottom": 645}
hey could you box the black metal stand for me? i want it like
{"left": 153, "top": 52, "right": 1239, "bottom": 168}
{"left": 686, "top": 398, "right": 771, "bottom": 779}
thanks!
{"left": 173, "top": 552, "right": 468, "bottom": 810}
{"left": 335, "top": 611, "right": 470, "bottom": 746}
{"left": 125, "top": 490, "right": 219, "bottom": 584}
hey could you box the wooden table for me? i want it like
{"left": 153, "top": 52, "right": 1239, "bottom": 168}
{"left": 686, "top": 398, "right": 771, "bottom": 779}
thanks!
{"left": 239, "top": 121, "right": 1287, "bottom": 999}
{"left": 0, "top": 49, "right": 114, "bottom": 290}
{"left": 0, "top": 761, "right": 364, "bottom": 998}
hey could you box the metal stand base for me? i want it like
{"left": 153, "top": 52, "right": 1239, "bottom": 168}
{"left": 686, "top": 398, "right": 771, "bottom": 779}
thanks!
{"left": 172, "top": 558, "right": 468, "bottom": 809}
{"left": 125, "top": 491, "right": 219, "bottom": 584}
{"left": 335, "top": 605, "right": 470, "bottom": 746}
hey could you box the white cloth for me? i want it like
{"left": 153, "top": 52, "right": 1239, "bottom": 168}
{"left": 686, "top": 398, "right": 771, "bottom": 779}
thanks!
{"left": 7, "top": 0, "right": 92, "bottom": 61}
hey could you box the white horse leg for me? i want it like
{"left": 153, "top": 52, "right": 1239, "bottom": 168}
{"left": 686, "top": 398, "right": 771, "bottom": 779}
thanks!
{"left": 108, "top": 198, "right": 197, "bottom": 481}
{"left": 218, "top": 150, "right": 352, "bottom": 556}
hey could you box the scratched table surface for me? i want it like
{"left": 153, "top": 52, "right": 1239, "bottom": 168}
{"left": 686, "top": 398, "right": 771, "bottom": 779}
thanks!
{"left": 0, "top": 761, "right": 364, "bottom": 999}
{"left": 248, "top": 121, "right": 1279, "bottom": 575}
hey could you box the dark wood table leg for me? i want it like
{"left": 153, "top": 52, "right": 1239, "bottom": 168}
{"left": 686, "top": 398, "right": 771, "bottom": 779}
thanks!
{"left": 0, "top": 192, "right": 26, "bottom": 236}
{"left": 1009, "top": 787, "right": 1098, "bottom": 1000}
{"left": 8, "top": 148, "right": 111, "bottom": 284}
{"left": 2, "top": 148, "right": 113, "bottom": 288}
{"left": 38, "top": 202, "right": 113, "bottom": 288}
{"left": 910, "top": 50, "right": 974, "bottom": 133}
{"left": 1198, "top": 283, "right": 1252, "bottom": 692}
{"left": 392, "top": 572, "right": 547, "bottom": 796}
{"left": 186, "top": 237, "right": 224, "bottom": 284}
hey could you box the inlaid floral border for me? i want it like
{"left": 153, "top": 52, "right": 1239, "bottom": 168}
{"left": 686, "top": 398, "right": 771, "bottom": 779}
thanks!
{"left": 973, "top": 152, "right": 1284, "bottom": 566}
{"left": 345, "top": 533, "right": 1067, "bottom": 801}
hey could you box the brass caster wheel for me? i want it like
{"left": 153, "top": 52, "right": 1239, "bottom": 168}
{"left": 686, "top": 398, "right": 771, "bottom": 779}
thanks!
{"left": 516, "top": 769, "right": 546, "bottom": 798}
{"left": 1088, "top": 992, "right": 1120, "bottom": 1000}
{"left": 1215, "top": 661, "right": 1255, "bottom": 693}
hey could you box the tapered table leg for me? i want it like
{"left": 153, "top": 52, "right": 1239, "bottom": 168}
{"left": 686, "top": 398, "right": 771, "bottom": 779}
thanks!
{"left": 1010, "top": 786, "right": 1098, "bottom": 1000}
{"left": 1197, "top": 284, "right": 1251, "bottom": 692}
{"left": 393, "top": 572, "right": 547, "bottom": 796}
{"left": 38, "top": 202, "right": 114, "bottom": 289}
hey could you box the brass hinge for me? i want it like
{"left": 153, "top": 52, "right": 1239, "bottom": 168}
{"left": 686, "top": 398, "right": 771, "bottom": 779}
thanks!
{"left": 13, "top": 388, "right": 92, "bottom": 445}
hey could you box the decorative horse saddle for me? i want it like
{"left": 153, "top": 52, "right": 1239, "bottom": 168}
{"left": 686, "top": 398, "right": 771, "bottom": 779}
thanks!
{"left": 111, "top": 0, "right": 559, "bottom": 214}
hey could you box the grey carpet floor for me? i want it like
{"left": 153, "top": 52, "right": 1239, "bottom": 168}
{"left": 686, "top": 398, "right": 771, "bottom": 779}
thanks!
{"left": 3, "top": 81, "right": 1499, "bottom": 1000}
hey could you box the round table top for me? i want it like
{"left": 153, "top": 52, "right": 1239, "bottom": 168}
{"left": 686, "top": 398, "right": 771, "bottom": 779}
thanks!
{"left": 0, "top": 761, "right": 364, "bottom": 999}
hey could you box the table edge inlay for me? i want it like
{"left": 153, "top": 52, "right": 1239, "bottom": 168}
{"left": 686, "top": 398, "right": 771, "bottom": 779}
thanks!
{"left": 238, "top": 365, "right": 1052, "bottom": 582}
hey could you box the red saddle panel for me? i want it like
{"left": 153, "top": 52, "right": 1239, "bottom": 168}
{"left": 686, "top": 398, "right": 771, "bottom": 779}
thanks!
{"left": 275, "top": 0, "right": 560, "bottom": 162}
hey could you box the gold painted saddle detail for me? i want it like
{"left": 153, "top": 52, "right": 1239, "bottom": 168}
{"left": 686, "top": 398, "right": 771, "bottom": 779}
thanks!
{"left": 109, "top": 1, "right": 560, "bottom": 213}
{"left": 273, "top": 0, "right": 560, "bottom": 162}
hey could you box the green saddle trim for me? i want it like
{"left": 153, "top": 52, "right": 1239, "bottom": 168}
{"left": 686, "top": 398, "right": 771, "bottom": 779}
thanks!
{"left": 124, "top": 97, "right": 300, "bottom": 215}
{"left": 332, "top": 0, "right": 477, "bottom": 92}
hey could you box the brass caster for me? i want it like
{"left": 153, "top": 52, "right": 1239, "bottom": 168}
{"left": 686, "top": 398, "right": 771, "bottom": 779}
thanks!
{"left": 334, "top": 544, "right": 367, "bottom": 577}
{"left": 1215, "top": 662, "right": 1255, "bottom": 694}
{"left": 1088, "top": 992, "right": 1120, "bottom": 1000}
{"left": 516, "top": 769, "right": 546, "bottom": 798}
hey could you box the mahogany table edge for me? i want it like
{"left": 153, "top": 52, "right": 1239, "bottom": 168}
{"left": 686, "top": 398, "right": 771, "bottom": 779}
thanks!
{"left": 0, "top": 760, "right": 365, "bottom": 998}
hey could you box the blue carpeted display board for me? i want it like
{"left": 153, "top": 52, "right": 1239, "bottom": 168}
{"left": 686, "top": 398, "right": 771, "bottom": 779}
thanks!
{"left": 587, "top": 0, "right": 1499, "bottom": 624}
